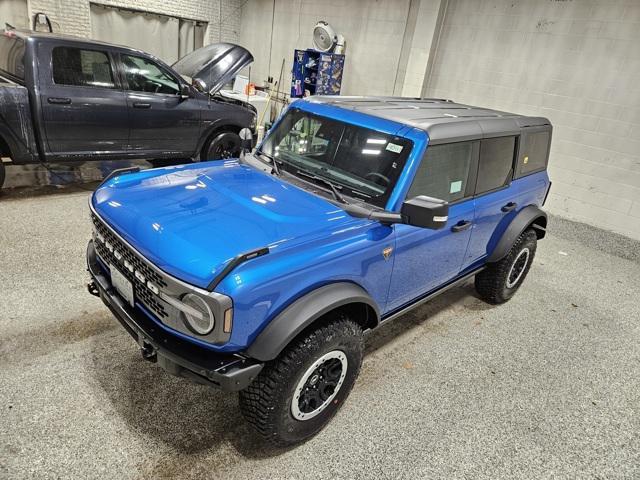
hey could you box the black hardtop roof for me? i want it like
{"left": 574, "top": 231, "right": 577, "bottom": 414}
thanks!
{"left": 306, "top": 96, "right": 551, "bottom": 144}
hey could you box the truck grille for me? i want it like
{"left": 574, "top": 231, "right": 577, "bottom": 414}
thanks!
{"left": 91, "top": 212, "right": 169, "bottom": 319}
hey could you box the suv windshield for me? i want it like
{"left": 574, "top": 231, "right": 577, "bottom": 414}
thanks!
{"left": 260, "top": 108, "right": 413, "bottom": 207}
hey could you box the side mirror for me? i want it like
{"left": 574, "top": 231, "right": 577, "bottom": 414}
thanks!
{"left": 239, "top": 128, "right": 253, "bottom": 154}
{"left": 400, "top": 195, "right": 449, "bottom": 229}
{"left": 179, "top": 83, "right": 191, "bottom": 100}
{"left": 192, "top": 78, "right": 207, "bottom": 93}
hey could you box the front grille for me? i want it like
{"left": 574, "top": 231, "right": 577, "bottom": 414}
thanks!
{"left": 92, "top": 212, "right": 169, "bottom": 319}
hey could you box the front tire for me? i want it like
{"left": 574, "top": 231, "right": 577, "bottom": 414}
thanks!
{"left": 475, "top": 228, "right": 537, "bottom": 304}
{"left": 0, "top": 161, "right": 5, "bottom": 189}
{"left": 239, "top": 317, "right": 364, "bottom": 447}
{"left": 203, "top": 131, "right": 241, "bottom": 160}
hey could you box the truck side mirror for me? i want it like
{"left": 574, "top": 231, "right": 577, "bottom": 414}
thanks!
{"left": 400, "top": 195, "right": 449, "bottom": 229}
{"left": 179, "top": 83, "right": 191, "bottom": 100}
{"left": 192, "top": 78, "right": 207, "bottom": 92}
{"left": 239, "top": 128, "right": 253, "bottom": 155}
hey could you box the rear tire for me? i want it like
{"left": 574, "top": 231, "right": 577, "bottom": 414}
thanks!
{"left": 239, "top": 316, "right": 364, "bottom": 447}
{"left": 203, "top": 131, "right": 241, "bottom": 161}
{"left": 475, "top": 228, "right": 537, "bottom": 304}
{"left": 0, "top": 161, "right": 5, "bottom": 189}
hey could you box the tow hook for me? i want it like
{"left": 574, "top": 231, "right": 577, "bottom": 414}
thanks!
{"left": 87, "top": 281, "right": 99, "bottom": 297}
{"left": 141, "top": 342, "right": 157, "bottom": 363}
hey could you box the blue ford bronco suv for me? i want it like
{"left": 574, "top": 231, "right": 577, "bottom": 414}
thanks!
{"left": 86, "top": 96, "right": 551, "bottom": 446}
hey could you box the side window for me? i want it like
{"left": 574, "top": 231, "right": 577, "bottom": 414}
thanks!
{"left": 516, "top": 131, "right": 550, "bottom": 177}
{"left": 121, "top": 54, "right": 179, "bottom": 95}
{"left": 52, "top": 47, "right": 115, "bottom": 88}
{"left": 407, "top": 141, "right": 476, "bottom": 203}
{"left": 475, "top": 136, "right": 516, "bottom": 194}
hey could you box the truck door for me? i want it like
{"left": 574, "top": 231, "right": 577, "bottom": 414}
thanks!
{"left": 463, "top": 135, "right": 520, "bottom": 268}
{"left": 118, "top": 53, "right": 200, "bottom": 156}
{"left": 39, "top": 44, "right": 128, "bottom": 157}
{"left": 386, "top": 140, "right": 478, "bottom": 312}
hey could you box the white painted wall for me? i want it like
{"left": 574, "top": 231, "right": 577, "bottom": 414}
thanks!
{"left": 24, "top": 0, "right": 242, "bottom": 46}
{"left": 238, "top": 0, "right": 413, "bottom": 95}
{"left": 423, "top": 0, "right": 640, "bottom": 239}
{"left": 400, "top": 0, "right": 441, "bottom": 97}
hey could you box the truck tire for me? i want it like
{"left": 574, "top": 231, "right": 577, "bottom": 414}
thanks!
{"left": 475, "top": 228, "right": 537, "bottom": 304}
{"left": 203, "top": 131, "right": 241, "bottom": 161}
{"left": 0, "top": 162, "right": 5, "bottom": 189}
{"left": 239, "top": 316, "right": 364, "bottom": 447}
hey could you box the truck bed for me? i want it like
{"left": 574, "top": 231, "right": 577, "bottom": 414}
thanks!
{"left": 0, "top": 76, "right": 38, "bottom": 162}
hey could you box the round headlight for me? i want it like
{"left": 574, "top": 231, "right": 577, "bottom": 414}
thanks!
{"left": 181, "top": 293, "right": 215, "bottom": 335}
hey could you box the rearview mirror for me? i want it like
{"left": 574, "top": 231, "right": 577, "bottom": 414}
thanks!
{"left": 400, "top": 195, "right": 449, "bottom": 229}
{"left": 179, "top": 83, "right": 191, "bottom": 100}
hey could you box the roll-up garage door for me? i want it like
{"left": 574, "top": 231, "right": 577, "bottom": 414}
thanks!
{"left": 90, "top": 4, "right": 204, "bottom": 65}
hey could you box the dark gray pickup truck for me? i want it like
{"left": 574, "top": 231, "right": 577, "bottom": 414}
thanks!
{"left": 0, "top": 29, "right": 257, "bottom": 188}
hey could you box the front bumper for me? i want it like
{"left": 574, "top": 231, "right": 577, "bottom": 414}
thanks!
{"left": 87, "top": 241, "right": 263, "bottom": 391}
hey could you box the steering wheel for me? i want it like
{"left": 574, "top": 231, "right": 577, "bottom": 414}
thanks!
{"left": 365, "top": 172, "right": 390, "bottom": 186}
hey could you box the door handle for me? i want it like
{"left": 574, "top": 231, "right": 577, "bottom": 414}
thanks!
{"left": 47, "top": 97, "right": 71, "bottom": 105}
{"left": 501, "top": 202, "right": 517, "bottom": 213}
{"left": 133, "top": 102, "right": 151, "bottom": 109}
{"left": 451, "top": 220, "right": 472, "bottom": 233}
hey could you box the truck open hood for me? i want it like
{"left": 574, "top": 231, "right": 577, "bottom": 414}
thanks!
{"left": 92, "top": 162, "right": 361, "bottom": 289}
{"left": 172, "top": 43, "right": 253, "bottom": 94}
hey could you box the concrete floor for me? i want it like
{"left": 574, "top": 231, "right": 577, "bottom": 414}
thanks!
{"left": 1, "top": 182, "right": 639, "bottom": 480}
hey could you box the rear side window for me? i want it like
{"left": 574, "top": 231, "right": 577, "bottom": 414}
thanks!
{"left": 475, "top": 136, "right": 516, "bottom": 194}
{"left": 0, "top": 34, "right": 25, "bottom": 80}
{"left": 407, "top": 141, "right": 476, "bottom": 203}
{"left": 52, "top": 47, "right": 115, "bottom": 88}
{"left": 516, "top": 131, "right": 550, "bottom": 177}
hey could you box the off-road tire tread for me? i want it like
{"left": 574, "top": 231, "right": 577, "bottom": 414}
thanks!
{"left": 475, "top": 228, "right": 537, "bottom": 304}
{"left": 239, "top": 318, "right": 363, "bottom": 447}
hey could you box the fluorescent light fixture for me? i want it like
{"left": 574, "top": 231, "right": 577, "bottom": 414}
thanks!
{"left": 251, "top": 196, "right": 267, "bottom": 204}
{"left": 366, "top": 138, "right": 387, "bottom": 144}
{"left": 361, "top": 149, "right": 381, "bottom": 155}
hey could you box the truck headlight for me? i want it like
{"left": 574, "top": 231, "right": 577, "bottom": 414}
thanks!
{"left": 180, "top": 293, "right": 215, "bottom": 335}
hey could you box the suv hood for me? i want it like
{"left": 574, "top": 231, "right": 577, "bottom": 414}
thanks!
{"left": 172, "top": 43, "right": 253, "bottom": 94}
{"left": 92, "top": 162, "right": 360, "bottom": 289}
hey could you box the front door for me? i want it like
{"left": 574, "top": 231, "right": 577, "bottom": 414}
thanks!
{"left": 119, "top": 53, "right": 200, "bottom": 156}
{"left": 387, "top": 140, "right": 478, "bottom": 312}
{"left": 40, "top": 45, "right": 128, "bottom": 157}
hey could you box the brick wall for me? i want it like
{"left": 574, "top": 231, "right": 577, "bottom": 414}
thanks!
{"left": 423, "top": 0, "right": 640, "bottom": 239}
{"left": 27, "top": 0, "right": 242, "bottom": 44}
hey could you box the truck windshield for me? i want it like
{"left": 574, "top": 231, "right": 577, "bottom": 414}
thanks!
{"left": 0, "top": 32, "right": 25, "bottom": 82}
{"left": 259, "top": 108, "right": 412, "bottom": 207}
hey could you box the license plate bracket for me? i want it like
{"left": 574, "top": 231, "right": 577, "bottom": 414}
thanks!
{"left": 110, "top": 264, "right": 134, "bottom": 307}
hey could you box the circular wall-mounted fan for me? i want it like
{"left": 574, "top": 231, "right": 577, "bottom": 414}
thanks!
{"left": 313, "top": 21, "right": 338, "bottom": 52}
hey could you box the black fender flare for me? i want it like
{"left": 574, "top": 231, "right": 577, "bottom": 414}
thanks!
{"left": 246, "top": 282, "right": 380, "bottom": 362}
{"left": 487, "top": 205, "right": 547, "bottom": 263}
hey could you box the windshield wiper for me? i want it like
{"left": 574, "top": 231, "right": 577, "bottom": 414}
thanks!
{"left": 256, "top": 149, "right": 280, "bottom": 176}
{"left": 295, "top": 169, "right": 348, "bottom": 204}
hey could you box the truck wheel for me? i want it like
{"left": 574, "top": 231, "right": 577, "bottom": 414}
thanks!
{"left": 203, "top": 131, "right": 241, "bottom": 160}
{"left": 0, "top": 162, "right": 5, "bottom": 189}
{"left": 475, "top": 228, "right": 537, "bottom": 304}
{"left": 239, "top": 317, "right": 364, "bottom": 447}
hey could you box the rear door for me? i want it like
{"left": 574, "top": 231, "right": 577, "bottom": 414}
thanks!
{"left": 39, "top": 43, "right": 128, "bottom": 157}
{"left": 386, "top": 140, "right": 478, "bottom": 312}
{"left": 118, "top": 53, "right": 200, "bottom": 156}
{"left": 464, "top": 135, "right": 520, "bottom": 267}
